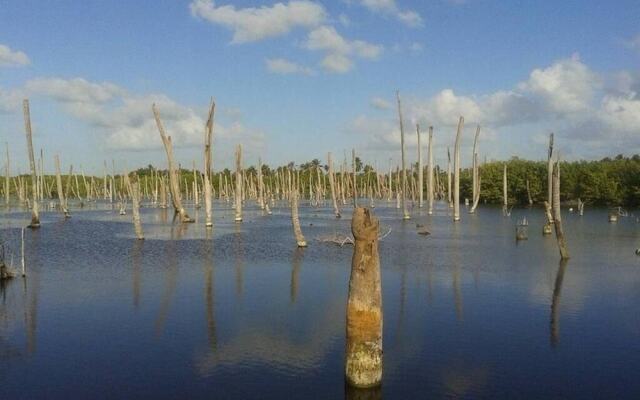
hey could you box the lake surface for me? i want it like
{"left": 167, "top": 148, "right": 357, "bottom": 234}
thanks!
{"left": 1, "top": 200, "right": 639, "bottom": 399}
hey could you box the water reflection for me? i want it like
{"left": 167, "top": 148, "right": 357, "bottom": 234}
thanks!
{"left": 132, "top": 240, "right": 143, "bottom": 309}
{"left": 345, "top": 382, "right": 382, "bottom": 400}
{"left": 203, "top": 239, "right": 216, "bottom": 351}
{"left": 290, "top": 248, "right": 304, "bottom": 304}
{"left": 234, "top": 224, "right": 244, "bottom": 298}
{"left": 155, "top": 240, "right": 178, "bottom": 337}
{"left": 550, "top": 259, "right": 568, "bottom": 347}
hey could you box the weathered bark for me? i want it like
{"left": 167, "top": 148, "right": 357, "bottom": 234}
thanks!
{"left": 234, "top": 144, "right": 243, "bottom": 222}
{"left": 552, "top": 160, "right": 570, "bottom": 259}
{"left": 345, "top": 207, "right": 382, "bottom": 388}
{"left": 54, "top": 155, "right": 70, "bottom": 218}
{"left": 417, "top": 125, "right": 423, "bottom": 208}
{"left": 328, "top": 152, "right": 341, "bottom": 218}
{"left": 204, "top": 100, "right": 215, "bottom": 227}
{"left": 547, "top": 133, "right": 554, "bottom": 223}
{"left": 152, "top": 104, "right": 193, "bottom": 223}
{"left": 396, "top": 91, "right": 410, "bottom": 220}
{"left": 453, "top": 117, "right": 464, "bottom": 222}
{"left": 427, "top": 126, "right": 434, "bottom": 215}
{"left": 5, "top": 142, "right": 9, "bottom": 206}
{"left": 469, "top": 125, "right": 481, "bottom": 213}
{"left": 125, "top": 173, "right": 144, "bottom": 240}
{"left": 290, "top": 171, "right": 307, "bottom": 247}
{"left": 23, "top": 100, "right": 40, "bottom": 228}
{"left": 502, "top": 163, "right": 508, "bottom": 216}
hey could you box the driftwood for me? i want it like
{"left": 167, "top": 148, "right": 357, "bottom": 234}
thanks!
{"left": 23, "top": 100, "right": 40, "bottom": 228}
{"left": 152, "top": 104, "right": 194, "bottom": 223}
{"left": 453, "top": 116, "right": 464, "bottom": 221}
{"left": 345, "top": 207, "right": 383, "bottom": 388}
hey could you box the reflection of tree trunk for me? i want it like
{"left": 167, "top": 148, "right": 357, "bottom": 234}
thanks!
{"left": 290, "top": 248, "right": 304, "bottom": 304}
{"left": 345, "top": 382, "right": 382, "bottom": 400}
{"left": 453, "top": 266, "right": 463, "bottom": 321}
{"left": 25, "top": 274, "right": 38, "bottom": 354}
{"left": 203, "top": 241, "right": 216, "bottom": 351}
{"left": 155, "top": 242, "right": 178, "bottom": 336}
{"left": 234, "top": 224, "right": 243, "bottom": 298}
{"left": 550, "top": 260, "right": 568, "bottom": 347}
{"left": 132, "top": 240, "right": 143, "bottom": 309}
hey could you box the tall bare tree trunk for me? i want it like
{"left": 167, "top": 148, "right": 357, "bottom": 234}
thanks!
{"left": 345, "top": 207, "right": 382, "bottom": 388}
{"left": 328, "top": 152, "right": 341, "bottom": 218}
{"left": 23, "top": 100, "right": 40, "bottom": 228}
{"left": 153, "top": 104, "right": 193, "bottom": 223}
{"left": 453, "top": 117, "right": 464, "bottom": 222}
{"left": 503, "top": 163, "right": 508, "bottom": 215}
{"left": 125, "top": 173, "right": 144, "bottom": 240}
{"left": 470, "top": 125, "right": 481, "bottom": 213}
{"left": 552, "top": 160, "right": 570, "bottom": 259}
{"left": 396, "top": 91, "right": 410, "bottom": 220}
{"left": 54, "top": 155, "right": 70, "bottom": 218}
{"left": 204, "top": 100, "right": 214, "bottom": 228}
{"left": 547, "top": 133, "right": 554, "bottom": 223}
{"left": 427, "top": 126, "right": 434, "bottom": 215}
{"left": 417, "top": 124, "right": 423, "bottom": 208}
{"left": 290, "top": 173, "right": 307, "bottom": 247}
{"left": 234, "top": 144, "right": 243, "bottom": 222}
{"left": 447, "top": 147, "right": 452, "bottom": 208}
{"left": 5, "top": 142, "right": 10, "bottom": 207}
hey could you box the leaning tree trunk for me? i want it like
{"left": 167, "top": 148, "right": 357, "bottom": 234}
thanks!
{"left": 152, "top": 104, "right": 193, "bottom": 223}
{"left": 427, "top": 126, "right": 434, "bottom": 215}
{"left": 328, "top": 152, "right": 341, "bottom": 218}
{"left": 447, "top": 147, "right": 452, "bottom": 208}
{"left": 396, "top": 91, "right": 410, "bottom": 220}
{"left": 417, "top": 125, "right": 423, "bottom": 208}
{"left": 453, "top": 117, "right": 464, "bottom": 222}
{"left": 54, "top": 154, "right": 70, "bottom": 218}
{"left": 345, "top": 207, "right": 382, "bottom": 388}
{"left": 552, "top": 160, "right": 570, "bottom": 259}
{"left": 23, "top": 100, "right": 40, "bottom": 228}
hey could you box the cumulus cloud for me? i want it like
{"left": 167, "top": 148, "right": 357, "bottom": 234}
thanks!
{"left": 266, "top": 57, "right": 314, "bottom": 75}
{"left": 357, "top": 0, "right": 423, "bottom": 27}
{"left": 304, "top": 25, "right": 383, "bottom": 73}
{"left": 0, "top": 44, "right": 30, "bottom": 67}
{"left": 13, "top": 77, "right": 264, "bottom": 151}
{"left": 349, "top": 56, "right": 640, "bottom": 158}
{"left": 190, "top": 0, "right": 326, "bottom": 43}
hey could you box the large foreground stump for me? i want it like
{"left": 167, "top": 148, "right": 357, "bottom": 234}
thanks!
{"left": 346, "top": 207, "right": 383, "bottom": 388}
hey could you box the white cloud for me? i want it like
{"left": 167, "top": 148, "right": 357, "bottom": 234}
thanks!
{"left": 0, "top": 44, "right": 30, "bottom": 67}
{"left": 518, "top": 54, "right": 598, "bottom": 114}
{"left": 358, "top": 0, "right": 423, "bottom": 27}
{"left": 304, "top": 25, "right": 383, "bottom": 73}
{"left": 338, "top": 13, "right": 351, "bottom": 27}
{"left": 19, "top": 77, "right": 264, "bottom": 151}
{"left": 370, "top": 96, "right": 392, "bottom": 110}
{"left": 190, "top": 0, "right": 326, "bottom": 43}
{"left": 266, "top": 58, "right": 314, "bottom": 75}
{"left": 0, "top": 86, "right": 24, "bottom": 113}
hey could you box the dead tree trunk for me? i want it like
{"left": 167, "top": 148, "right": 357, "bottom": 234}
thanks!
{"left": 328, "top": 152, "right": 341, "bottom": 218}
{"left": 547, "top": 133, "right": 554, "bottom": 223}
{"left": 54, "top": 155, "right": 70, "bottom": 218}
{"left": 152, "top": 104, "right": 194, "bottom": 223}
{"left": 447, "top": 147, "right": 452, "bottom": 208}
{"left": 290, "top": 173, "right": 307, "bottom": 247}
{"left": 234, "top": 144, "right": 243, "bottom": 222}
{"left": 125, "top": 173, "right": 144, "bottom": 240}
{"left": 204, "top": 100, "right": 215, "bottom": 228}
{"left": 502, "top": 163, "right": 508, "bottom": 216}
{"left": 417, "top": 125, "right": 423, "bottom": 208}
{"left": 23, "top": 100, "right": 40, "bottom": 228}
{"left": 345, "top": 207, "right": 382, "bottom": 388}
{"left": 552, "top": 160, "right": 570, "bottom": 259}
{"left": 5, "top": 142, "right": 9, "bottom": 206}
{"left": 427, "top": 126, "right": 434, "bottom": 215}
{"left": 469, "top": 125, "right": 481, "bottom": 213}
{"left": 453, "top": 117, "right": 464, "bottom": 222}
{"left": 396, "top": 91, "right": 410, "bottom": 220}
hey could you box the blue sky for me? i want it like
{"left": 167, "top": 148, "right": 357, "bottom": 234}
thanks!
{"left": 1, "top": 0, "right": 639, "bottom": 173}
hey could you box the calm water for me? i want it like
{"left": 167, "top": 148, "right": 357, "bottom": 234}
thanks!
{"left": 1, "top": 200, "right": 639, "bottom": 399}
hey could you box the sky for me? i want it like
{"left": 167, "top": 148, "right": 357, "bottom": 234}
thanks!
{"left": 1, "top": 0, "right": 639, "bottom": 173}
